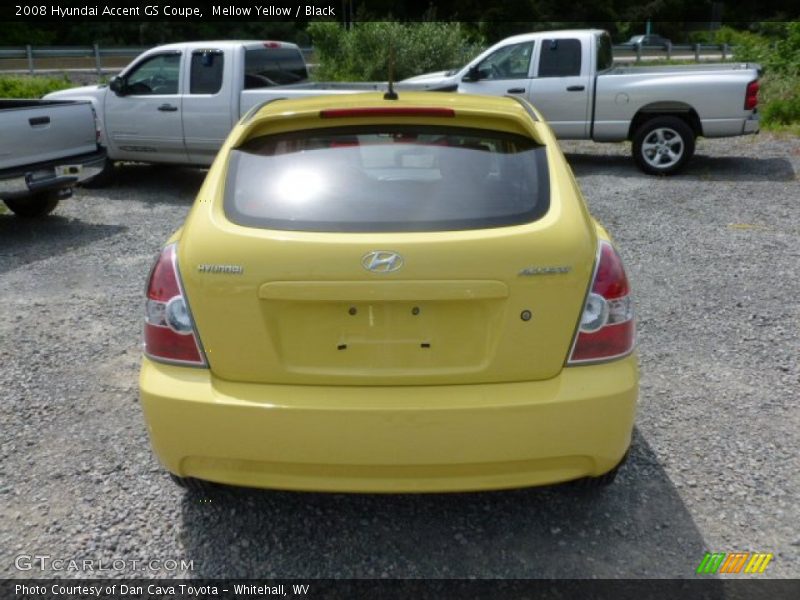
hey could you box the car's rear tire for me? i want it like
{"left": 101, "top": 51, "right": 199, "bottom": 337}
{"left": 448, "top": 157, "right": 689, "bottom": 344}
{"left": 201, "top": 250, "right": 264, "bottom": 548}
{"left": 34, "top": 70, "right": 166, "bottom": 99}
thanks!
{"left": 169, "top": 473, "right": 213, "bottom": 493}
{"left": 572, "top": 449, "right": 630, "bottom": 489}
{"left": 3, "top": 190, "right": 61, "bottom": 218}
{"left": 632, "top": 116, "right": 695, "bottom": 176}
{"left": 81, "top": 158, "right": 115, "bottom": 188}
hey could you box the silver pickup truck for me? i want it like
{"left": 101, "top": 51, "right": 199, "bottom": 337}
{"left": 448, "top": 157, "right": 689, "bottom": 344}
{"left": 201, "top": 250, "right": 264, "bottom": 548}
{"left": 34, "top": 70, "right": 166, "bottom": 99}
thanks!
{"left": 404, "top": 29, "right": 761, "bottom": 174}
{"left": 0, "top": 99, "right": 106, "bottom": 217}
{"left": 43, "top": 41, "right": 378, "bottom": 181}
{"left": 45, "top": 31, "right": 760, "bottom": 178}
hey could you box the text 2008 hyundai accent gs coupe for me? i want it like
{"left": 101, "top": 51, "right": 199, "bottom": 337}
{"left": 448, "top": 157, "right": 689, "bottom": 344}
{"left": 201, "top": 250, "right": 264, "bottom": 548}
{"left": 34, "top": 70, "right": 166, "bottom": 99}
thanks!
{"left": 139, "top": 92, "right": 638, "bottom": 492}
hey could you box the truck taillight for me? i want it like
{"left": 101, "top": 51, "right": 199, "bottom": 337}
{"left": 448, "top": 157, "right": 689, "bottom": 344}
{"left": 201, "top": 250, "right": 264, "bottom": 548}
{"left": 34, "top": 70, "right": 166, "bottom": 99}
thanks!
{"left": 144, "top": 244, "right": 206, "bottom": 367}
{"left": 90, "top": 105, "right": 101, "bottom": 144}
{"left": 568, "top": 241, "right": 635, "bottom": 364}
{"left": 745, "top": 80, "right": 759, "bottom": 110}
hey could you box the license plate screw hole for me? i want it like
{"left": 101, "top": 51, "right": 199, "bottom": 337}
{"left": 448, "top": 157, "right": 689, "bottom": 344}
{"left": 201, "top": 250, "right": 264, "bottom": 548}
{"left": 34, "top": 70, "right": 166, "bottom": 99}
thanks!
{"left": 348, "top": 307, "right": 357, "bottom": 316}
{"left": 521, "top": 310, "right": 532, "bottom": 321}
{"left": 337, "top": 344, "right": 347, "bottom": 350}
{"left": 412, "top": 306, "right": 420, "bottom": 315}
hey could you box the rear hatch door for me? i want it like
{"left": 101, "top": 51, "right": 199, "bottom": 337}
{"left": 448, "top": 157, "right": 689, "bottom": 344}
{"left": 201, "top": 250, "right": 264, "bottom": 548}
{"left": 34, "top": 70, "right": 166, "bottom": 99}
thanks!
{"left": 180, "top": 122, "right": 596, "bottom": 385}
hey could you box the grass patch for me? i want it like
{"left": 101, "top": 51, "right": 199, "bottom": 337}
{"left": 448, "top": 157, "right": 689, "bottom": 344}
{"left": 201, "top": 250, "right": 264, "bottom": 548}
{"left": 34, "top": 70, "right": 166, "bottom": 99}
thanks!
{"left": 760, "top": 122, "right": 800, "bottom": 135}
{"left": 759, "top": 75, "right": 800, "bottom": 130}
{"left": 0, "top": 74, "right": 73, "bottom": 98}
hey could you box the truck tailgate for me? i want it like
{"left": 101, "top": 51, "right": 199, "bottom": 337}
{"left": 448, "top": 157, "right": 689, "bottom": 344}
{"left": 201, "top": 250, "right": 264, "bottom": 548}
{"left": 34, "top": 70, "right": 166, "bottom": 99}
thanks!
{"left": 0, "top": 100, "right": 97, "bottom": 171}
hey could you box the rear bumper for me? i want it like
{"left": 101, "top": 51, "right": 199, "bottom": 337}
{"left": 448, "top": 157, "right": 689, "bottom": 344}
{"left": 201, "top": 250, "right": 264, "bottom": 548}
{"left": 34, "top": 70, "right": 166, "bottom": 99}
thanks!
{"left": 139, "top": 354, "right": 638, "bottom": 492}
{"left": 0, "top": 148, "right": 106, "bottom": 198}
{"left": 743, "top": 113, "right": 760, "bottom": 135}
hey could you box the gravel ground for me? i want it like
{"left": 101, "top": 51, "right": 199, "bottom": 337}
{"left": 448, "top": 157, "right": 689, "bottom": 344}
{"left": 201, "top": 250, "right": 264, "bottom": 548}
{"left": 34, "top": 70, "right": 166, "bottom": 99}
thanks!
{"left": 0, "top": 135, "right": 798, "bottom": 580}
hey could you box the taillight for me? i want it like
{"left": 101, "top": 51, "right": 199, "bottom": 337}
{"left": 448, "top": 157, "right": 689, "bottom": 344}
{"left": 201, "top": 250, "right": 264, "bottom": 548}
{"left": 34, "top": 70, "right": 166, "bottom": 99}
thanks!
{"left": 144, "top": 244, "right": 206, "bottom": 366}
{"left": 745, "top": 80, "right": 759, "bottom": 110}
{"left": 263, "top": 41, "right": 283, "bottom": 48}
{"left": 568, "top": 241, "right": 635, "bottom": 364}
{"left": 90, "top": 105, "right": 101, "bottom": 144}
{"left": 320, "top": 107, "right": 456, "bottom": 119}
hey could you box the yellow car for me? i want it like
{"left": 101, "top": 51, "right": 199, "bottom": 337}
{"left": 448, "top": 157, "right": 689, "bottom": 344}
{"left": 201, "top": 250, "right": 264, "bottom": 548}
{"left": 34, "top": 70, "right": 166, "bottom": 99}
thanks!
{"left": 139, "top": 91, "right": 637, "bottom": 493}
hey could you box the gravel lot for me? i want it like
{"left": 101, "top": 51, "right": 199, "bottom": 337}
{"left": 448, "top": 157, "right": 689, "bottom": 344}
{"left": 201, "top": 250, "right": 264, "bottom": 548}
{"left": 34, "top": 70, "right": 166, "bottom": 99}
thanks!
{"left": 1, "top": 135, "right": 798, "bottom": 579}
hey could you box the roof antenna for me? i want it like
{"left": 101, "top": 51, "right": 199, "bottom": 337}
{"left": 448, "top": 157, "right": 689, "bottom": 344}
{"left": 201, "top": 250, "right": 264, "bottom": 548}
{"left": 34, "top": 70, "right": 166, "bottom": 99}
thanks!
{"left": 384, "top": 43, "right": 398, "bottom": 100}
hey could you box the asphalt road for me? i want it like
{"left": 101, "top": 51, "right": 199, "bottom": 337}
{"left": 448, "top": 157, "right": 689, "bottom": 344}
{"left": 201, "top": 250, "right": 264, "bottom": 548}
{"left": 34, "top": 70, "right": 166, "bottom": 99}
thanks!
{"left": 1, "top": 134, "right": 798, "bottom": 579}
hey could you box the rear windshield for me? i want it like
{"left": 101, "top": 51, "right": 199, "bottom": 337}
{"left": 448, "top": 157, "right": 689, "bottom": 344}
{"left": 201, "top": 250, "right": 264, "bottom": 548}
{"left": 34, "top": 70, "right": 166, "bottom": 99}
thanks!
{"left": 244, "top": 48, "right": 308, "bottom": 88}
{"left": 224, "top": 126, "right": 549, "bottom": 233}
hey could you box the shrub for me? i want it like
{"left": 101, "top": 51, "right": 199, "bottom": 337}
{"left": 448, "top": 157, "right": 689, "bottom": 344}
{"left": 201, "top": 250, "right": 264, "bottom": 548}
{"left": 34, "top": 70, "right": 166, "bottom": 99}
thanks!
{"left": 759, "top": 75, "right": 800, "bottom": 125}
{"left": 307, "top": 21, "right": 483, "bottom": 82}
{"left": 731, "top": 23, "right": 800, "bottom": 128}
{"left": 0, "top": 75, "right": 72, "bottom": 98}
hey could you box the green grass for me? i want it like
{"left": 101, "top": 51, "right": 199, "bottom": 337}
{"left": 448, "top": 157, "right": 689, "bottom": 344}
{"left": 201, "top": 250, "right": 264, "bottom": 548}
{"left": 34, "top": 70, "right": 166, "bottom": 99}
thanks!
{"left": 758, "top": 75, "right": 800, "bottom": 130}
{"left": 0, "top": 74, "right": 73, "bottom": 98}
{"left": 761, "top": 122, "right": 800, "bottom": 135}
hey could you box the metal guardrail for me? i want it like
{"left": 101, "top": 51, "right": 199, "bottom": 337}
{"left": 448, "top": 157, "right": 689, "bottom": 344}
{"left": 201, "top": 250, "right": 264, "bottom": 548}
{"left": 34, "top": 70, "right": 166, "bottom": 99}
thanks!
{"left": 612, "top": 42, "right": 734, "bottom": 62}
{"left": 0, "top": 45, "right": 316, "bottom": 74}
{"left": 0, "top": 45, "right": 149, "bottom": 74}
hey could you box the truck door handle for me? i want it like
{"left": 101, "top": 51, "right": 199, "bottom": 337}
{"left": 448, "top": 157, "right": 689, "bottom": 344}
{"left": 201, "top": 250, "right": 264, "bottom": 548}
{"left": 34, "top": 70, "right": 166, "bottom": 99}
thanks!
{"left": 29, "top": 116, "right": 50, "bottom": 126}
{"left": 566, "top": 85, "right": 585, "bottom": 92}
{"left": 157, "top": 104, "right": 178, "bottom": 112}
{"left": 507, "top": 87, "right": 525, "bottom": 94}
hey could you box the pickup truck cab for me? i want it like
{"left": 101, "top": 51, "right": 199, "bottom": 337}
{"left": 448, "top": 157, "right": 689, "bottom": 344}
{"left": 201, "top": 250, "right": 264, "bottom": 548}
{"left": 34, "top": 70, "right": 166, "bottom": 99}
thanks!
{"left": 403, "top": 29, "right": 761, "bottom": 174}
{"left": 46, "top": 40, "right": 413, "bottom": 177}
{"left": 47, "top": 41, "right": 313, "bottom": 168}
{"left": 0, "top": 99, "right": 106, "bottom": 217}
{"left": 47, "top": 41, "right": 393, "bottom": 173}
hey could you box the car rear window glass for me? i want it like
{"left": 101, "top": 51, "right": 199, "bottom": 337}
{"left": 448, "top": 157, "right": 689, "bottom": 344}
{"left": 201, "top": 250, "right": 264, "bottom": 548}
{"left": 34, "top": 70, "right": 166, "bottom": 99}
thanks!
{"left": 244, "top": 48, "right": 308, "bottom": 88}
{"left": 224, "top": 126, "right": 549, "bottom": 233}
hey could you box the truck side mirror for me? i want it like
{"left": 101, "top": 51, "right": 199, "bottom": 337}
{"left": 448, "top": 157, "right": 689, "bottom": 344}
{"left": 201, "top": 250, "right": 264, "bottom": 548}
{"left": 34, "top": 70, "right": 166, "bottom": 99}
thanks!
{"left": 463, "top": 65, "right": 482, "bottom": 83}
{"left": 109, "top": 76, "right": 126, "bottom": 96}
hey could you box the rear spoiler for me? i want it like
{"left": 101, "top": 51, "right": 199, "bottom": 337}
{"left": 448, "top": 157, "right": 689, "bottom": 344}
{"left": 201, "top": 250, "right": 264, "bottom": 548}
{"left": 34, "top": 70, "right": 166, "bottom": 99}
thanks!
{"left": 506, "top": 96, "right": 539, "bottom": 122}
{"left": 240, "top": 97, "right": 287, "bottom": 124}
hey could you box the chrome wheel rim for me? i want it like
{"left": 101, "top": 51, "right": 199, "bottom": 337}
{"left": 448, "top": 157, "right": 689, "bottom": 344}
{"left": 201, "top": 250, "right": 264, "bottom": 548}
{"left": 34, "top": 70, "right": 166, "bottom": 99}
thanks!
{"left": 641, "top": 127, "right": 684, "bottom": 169}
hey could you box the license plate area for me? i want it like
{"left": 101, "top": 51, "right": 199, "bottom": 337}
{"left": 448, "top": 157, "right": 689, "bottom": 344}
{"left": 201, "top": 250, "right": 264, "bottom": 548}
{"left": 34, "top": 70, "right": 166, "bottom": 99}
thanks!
{"left": 55, "top": 164, "right": 82, "bottom": 177}
{"left": 263, "top": 299, "right": 502, "bottom": 374}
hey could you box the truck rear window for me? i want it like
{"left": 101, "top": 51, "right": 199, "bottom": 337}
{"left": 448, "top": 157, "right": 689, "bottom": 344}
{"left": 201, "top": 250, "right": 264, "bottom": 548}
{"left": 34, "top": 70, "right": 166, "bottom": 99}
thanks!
{"left": 244, "top": 48, "right": 308, "bottom": 88}
{"left": 224, "top": 126, "right": 549, "bottom": 233}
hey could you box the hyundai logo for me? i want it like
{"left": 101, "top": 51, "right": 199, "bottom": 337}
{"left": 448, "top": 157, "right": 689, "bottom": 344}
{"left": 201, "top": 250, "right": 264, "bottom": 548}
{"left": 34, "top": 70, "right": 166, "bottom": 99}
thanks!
{"left": 362, "top": 251, "right": 404, "bottom": 273}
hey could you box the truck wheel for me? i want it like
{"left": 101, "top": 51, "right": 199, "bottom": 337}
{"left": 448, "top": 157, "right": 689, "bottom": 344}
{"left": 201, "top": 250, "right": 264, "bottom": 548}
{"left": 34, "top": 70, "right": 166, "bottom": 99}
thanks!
{"left": 3, "top": 191, "right": 61, "bottom": 218}
{"left": 632, "top": 116, "right": 695, "bottom": 175}
{"left": 81, "top": 158, "right": 115, "bottom": 188}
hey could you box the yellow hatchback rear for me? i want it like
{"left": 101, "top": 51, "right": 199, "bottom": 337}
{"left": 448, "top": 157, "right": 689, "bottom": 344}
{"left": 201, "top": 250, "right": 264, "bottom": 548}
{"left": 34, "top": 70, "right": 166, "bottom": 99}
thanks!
{"left": 139, "top": 92, "right": 638, "bottom": 492}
